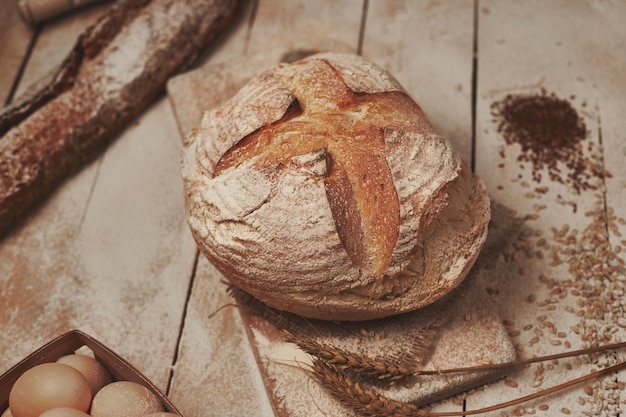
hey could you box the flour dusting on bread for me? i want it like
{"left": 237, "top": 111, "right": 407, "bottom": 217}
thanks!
{"left": 182, "top": 52, "right": 490, "bottom": 321}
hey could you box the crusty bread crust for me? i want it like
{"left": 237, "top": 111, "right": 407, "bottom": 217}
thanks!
{"left": 182, "top": 52, "right": 490, "bottom": 321}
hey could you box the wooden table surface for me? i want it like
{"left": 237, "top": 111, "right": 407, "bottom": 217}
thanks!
{"left": 1, "top": 1, "right": 626, "bottom": 416}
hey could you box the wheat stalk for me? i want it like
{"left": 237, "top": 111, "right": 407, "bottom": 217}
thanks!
{"left": 311, "top": 358, "right": 431, "bottom": 417}
{"left": 312, "top": 342, "right": 626, "bottom": 417}
{"left": 284, "top": 330, "right": 414, "bottom": 381}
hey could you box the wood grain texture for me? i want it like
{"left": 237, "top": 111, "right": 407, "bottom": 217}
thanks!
{"left": 2, "top": 0, "right": 625, "bottom": 416}
{"left": 0, "top": 0, "right": 34, "bottom": 105}
{"left": 166, "top": 256, "right": 275, "bottom": 417}
{"left": 0, "top": 4, "right": 105, "bottom": 371}
{"left": 245, "top": 0, "right": 362, "bottom": 57}
{"left": 469, "top": 1, "right": 626, "bottom": 416}
{"left": 11, "top": 4, "right": 109, "bottom": 100}
{"left": 0, "top": 0, "right": 200, "bottom": 395}
{"left": 0, "top": 95, "right": 197, "bottom": 390}
{"left": 361, "top": 0, "right": 475, "bottom": 164}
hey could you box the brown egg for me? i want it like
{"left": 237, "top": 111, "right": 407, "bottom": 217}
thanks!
{"left": 56, "top": 354, "right": 112, "bottom": 395}
{"left": 38, "top": 408, "right": 91, "bottom": 417}
{"left": 90, "top": 381, "right": 163, "bottom": 417}
{"left": 8, "top": 363, "right": 92, "bottom": 417}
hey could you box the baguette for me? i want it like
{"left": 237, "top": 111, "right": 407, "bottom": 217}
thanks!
{"left": 182, "top": 53, "right": 491, "bottom": 321}
{"left": 0, "top": 0, "right": 239, "bottom": 236}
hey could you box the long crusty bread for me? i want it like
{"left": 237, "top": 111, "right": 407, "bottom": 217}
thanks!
{"left": 0, "top": 0, "right": 239, "bottom": 236}
{"left": 182, "top": 53, "right": 490, "bottom": 321}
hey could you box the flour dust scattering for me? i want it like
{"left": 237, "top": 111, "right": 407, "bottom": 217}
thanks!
{"left": 491, "top": 89, "right": 607, "bottom": 193}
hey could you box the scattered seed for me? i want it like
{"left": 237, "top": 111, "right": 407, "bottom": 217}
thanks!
{"left": 505, "top": 379, "right": 519, "bottom": 388}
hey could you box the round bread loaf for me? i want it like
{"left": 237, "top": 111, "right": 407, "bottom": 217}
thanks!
{"left": 181, "top": 52, "right": 490, "bottom": 321}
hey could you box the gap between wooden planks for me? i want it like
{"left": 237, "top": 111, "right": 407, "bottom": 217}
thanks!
{"left": 0, "top": 0, "right": 197, "bottom": 398}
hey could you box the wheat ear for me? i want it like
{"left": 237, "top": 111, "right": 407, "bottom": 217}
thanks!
{"left": 283, "top": 330, "right": 414, "bottom": 381}
{"left": 311, "top": 358, "right": 431, "bottom": 417}
{"left": 314, "top": 344, "right": 626, "bottom": 417}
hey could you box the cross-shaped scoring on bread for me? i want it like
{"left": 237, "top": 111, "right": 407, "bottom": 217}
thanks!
{"left": 215, "top": 58, "right": 430, "bottom": 279}
{"left": 182, "top": 53, "right": 490, "bottom": 321}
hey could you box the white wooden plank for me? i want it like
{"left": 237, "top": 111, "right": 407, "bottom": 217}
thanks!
{"left": 362, "top": 0, "right": 475, "bottom": 164}
{"left": 65, "top": 96, "right": 198, "bottom": 388}
{"left": 166, "top": 14, "right": 251, "bottom": 137}
{"left": 0, "top": 5, "right": 106, "bottom": 374}
{"left": 0, "top": 165, "right": 101, "bottom": 371}
{"left": 245, "top": 0, "right": 362, "bottom": 58}
{"left": 0, "top": 1, "right": 197, "bottom": 395}
{"left": 12, "top": 4, "right": 109, "bottom": 99}
{"left": 0, "top": 96, "right": 197, "bottom": 390}
{"left": 0, "top": 0, "right": 34, "bottom": 105}
{"left": 593, "top": 2, "right": 626, "bottom": 256}
{"left": 469, "top": 1, "right": 626, "bottom": 415}
{"left": 167, "top": 256, "right": 275, "bottom": 417}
